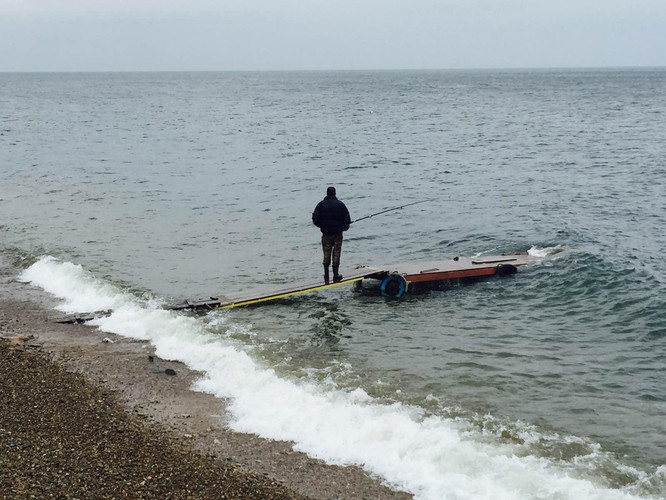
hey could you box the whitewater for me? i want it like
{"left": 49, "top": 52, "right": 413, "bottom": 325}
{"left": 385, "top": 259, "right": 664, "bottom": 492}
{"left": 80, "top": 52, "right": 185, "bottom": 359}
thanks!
{"left": 18, "top": 255, "right": 660, "bottom": 500}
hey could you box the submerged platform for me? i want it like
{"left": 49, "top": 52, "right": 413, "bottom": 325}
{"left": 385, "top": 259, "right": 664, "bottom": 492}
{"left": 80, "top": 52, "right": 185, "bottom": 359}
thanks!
{"left": 166, "top": 252, "right": 540, "bottom": 311}
{"left": 51, "top": 252, "right": 544, "bottom": 323}
{"left": 165, "top": 266, "right": 384, "bottom": 311}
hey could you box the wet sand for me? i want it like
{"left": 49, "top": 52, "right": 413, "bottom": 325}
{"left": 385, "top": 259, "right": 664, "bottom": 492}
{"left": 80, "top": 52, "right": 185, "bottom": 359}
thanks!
{"left": 0, "top": 257, "right": 411, "bottom": 499}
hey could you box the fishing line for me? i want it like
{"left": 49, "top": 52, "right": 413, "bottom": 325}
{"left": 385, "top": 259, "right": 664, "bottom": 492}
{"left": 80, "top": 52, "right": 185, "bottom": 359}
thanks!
{"left": 350, "top": 199, "right": 433, "bottom": 225}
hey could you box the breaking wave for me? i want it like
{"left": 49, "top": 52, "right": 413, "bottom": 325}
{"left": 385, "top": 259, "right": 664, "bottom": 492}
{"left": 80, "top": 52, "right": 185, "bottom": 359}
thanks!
{"left": 18, "top": 256, "right": 662, "bottom": 500}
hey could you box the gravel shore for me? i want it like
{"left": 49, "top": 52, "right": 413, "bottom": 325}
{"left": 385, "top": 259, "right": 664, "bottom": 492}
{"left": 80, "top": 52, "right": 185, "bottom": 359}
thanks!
{"left": 0, "top": 338, "right": 304, "bottom": 499}
{"left": 0, "top": 256, "right": 411, "bottom": 499}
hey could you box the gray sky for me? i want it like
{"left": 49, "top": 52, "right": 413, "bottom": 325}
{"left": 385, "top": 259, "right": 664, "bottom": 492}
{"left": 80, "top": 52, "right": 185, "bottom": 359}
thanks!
{"left": 1, "top": 0, "right": 664, "bottom": 71}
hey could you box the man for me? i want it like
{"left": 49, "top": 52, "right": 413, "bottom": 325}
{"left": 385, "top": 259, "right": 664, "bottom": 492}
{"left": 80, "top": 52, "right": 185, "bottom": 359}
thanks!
{"left": 312, "top": 186, "right": 351, "bottom": 284}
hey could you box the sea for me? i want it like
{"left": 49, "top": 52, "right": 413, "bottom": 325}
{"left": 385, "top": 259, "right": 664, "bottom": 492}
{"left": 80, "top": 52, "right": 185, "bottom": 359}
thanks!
{"left": 1, "top": 69, "right": 665, "bottom": 499}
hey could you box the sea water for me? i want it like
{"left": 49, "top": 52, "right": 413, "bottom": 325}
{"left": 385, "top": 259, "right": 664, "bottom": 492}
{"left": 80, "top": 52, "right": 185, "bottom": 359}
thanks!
{"left": 2, "top": 70, "right": 665, "bottom": 499}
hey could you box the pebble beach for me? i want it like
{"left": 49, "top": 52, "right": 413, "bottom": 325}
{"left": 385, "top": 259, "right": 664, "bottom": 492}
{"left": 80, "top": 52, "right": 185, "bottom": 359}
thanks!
{"left": 0, "top": 338, "right": 304, "bottom": 499}
{"left": 0, "top": 256, "right": 410, "bottom": 499}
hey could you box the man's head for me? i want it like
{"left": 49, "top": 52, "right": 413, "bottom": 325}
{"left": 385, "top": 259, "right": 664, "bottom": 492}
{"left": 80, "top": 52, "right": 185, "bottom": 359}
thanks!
{"left": 327, "top": 186, "right": 336, "bottom": 196}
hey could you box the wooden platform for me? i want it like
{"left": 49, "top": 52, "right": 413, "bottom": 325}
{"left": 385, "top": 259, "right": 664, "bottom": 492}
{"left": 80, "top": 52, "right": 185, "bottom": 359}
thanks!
{"left": 383, "top": 253, "right": 538, "bottom": 283}
{"left": 166, "top": 252, "right": 539, "bottom": 311}
{"left": 165, "top": 266, "right": 384, "bottom": 311}
{"left": 50, "top": 252, "right": 544, "bottom": 323}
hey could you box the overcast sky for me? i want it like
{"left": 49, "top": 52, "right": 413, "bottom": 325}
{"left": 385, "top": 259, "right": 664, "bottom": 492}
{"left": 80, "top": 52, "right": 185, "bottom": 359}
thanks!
{"left": 1, "top": 0, "right": 664, "bottom": 71}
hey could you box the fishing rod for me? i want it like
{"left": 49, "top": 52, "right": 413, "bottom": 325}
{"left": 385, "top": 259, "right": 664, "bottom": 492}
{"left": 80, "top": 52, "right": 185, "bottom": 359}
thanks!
{"left": 350, "top": 198, "right": 433, "bottom": 224}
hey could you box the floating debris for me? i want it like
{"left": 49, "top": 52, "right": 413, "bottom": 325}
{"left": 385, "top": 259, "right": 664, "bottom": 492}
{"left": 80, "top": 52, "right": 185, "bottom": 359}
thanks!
{"left": 51, "top": 310, "right": 113, "bottom": 324}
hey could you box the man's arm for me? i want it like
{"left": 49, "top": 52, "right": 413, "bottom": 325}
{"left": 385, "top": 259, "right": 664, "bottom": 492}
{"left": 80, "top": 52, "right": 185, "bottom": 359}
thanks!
{"left": 342, "top": 203, "right": 351, "bottom": 231}
{"left": 312, "top": 203, "right": 322, "bottom": 227}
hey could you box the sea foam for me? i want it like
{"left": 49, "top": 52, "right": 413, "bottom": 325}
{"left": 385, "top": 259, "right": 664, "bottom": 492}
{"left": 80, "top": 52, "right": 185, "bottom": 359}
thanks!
{"left": 18, "top": 256, "right": 644, "bottom": 500}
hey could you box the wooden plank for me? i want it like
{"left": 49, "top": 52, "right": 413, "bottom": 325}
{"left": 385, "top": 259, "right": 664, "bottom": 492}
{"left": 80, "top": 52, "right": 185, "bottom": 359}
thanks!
{"left": 471, "top": 258, "right": 518, "bottom": 265}
{"left": 377, "top": 253, "right": 539, "bottom": 284}
{"left": 211, "top": 266, "right": 382, "bottom": 301}
{"left": 405, "top": 267, "right": 498, "bottom": 283}
{"left": 166, "top": 266, "right": 384, "bottom": 311}
{"left": 214, "top": 266, "right": 384, "bottom": 309}
{"left": 50, "top": 310, "right": 113, "bottom": 324}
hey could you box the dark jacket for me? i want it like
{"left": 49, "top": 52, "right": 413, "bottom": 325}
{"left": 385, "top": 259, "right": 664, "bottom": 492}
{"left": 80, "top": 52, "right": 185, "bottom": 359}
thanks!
{"left": 312, "top": 195, "right": 351, "bottom": 236}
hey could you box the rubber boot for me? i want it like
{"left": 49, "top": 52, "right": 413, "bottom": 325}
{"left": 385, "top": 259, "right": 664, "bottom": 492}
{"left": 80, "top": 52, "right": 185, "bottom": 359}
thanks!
{"left": 333, "top": 265, "right": 342, "bottom": 283}
{"left": 324, "top": 266, "right": 330, "bottom": 285}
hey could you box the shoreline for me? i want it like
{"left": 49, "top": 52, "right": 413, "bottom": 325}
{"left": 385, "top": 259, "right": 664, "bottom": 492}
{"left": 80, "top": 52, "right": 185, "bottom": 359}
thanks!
{"left": 0, "top": 256, "right": 411, "bottom": 499}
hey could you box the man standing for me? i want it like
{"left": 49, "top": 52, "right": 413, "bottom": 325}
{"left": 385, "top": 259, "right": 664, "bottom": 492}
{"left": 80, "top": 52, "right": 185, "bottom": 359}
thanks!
{"left": 312, "top": 186, "right": 351, "bottom": 284}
